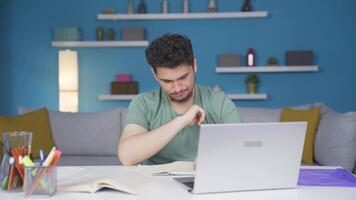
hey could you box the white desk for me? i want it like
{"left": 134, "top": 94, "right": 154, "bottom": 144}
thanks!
{"left": 1, "top": 165, "right": 355, "bottom": 200}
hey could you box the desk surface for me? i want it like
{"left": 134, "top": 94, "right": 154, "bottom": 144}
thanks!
{"left": 1, "top": 165, "right": 355, "bottom": 200}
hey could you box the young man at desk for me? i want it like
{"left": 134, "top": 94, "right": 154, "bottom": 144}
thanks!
{"left": 118, "top": 33, "right": 242, "bottom": 166}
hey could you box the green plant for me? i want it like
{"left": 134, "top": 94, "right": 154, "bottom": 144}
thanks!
{"left": 267, "top": 57, "right": 279, "bottom": 66}
{"left": 245, "top": 74, "right": 259, "bottom": 84}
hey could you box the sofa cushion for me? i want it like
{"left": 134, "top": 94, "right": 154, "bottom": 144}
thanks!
{"left": 280, "top": 107, "right": 321, "bottom": 164}
{"left": 0, "top": 108, "right": 55, "bottom": 159}
{"left": 313, "top": 102, "right": 335, "bottom": 117}
{"left": 238, "top": 104, "right": 312, "bottom": 123}
{"left": 19, "top": 107, "right": 123, "bottom": 156}
{"left": 314, "top": 111, "right": 356, "bottom": 172}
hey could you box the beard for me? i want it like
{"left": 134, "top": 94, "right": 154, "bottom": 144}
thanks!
{"left": 168, "top": 89, "right": 194, "bottom": 103}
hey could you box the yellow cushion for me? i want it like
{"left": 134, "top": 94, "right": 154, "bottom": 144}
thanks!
{"left": 280, "top": 107, "right": 321, "bottom": 164}
{"left": 0, "top": 108, "right": 55, "bottom": 159}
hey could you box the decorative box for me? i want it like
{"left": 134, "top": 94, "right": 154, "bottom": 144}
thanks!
{"left": 121, "top": 28, "right": 146, "bottom": 41}
{"left": 116, "top": 74, "right": 132, "bottom": 82}
{"left": 218, "top": 54, "right": 241, "bottom": 67}
{"left": 285, "top": 51, "right": 314, "bottom": 66}
{"left": 111, "top": 82, "right": 138, "bottom": 94}
{"left": 53, "top": 27, "right": 82, "bottom": 41}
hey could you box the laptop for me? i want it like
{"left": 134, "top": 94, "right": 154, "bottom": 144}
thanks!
{"left": 175, "top": 122, "right": 307, "bottom": 194}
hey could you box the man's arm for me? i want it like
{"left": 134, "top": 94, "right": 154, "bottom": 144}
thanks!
{"left": 118, "top": 105, "right": 205, "bottom": 166}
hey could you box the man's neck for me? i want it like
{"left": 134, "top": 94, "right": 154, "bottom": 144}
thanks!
{"left": 169, "top": 87, "right": 195, "bottom": 115}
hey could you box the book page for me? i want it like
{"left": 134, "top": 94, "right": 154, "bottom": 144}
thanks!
{"left": 58, "top": 170, "right": 154, "bottom": 194}
{"left": 137, "top": 161, "right": 195, "bottom": 175}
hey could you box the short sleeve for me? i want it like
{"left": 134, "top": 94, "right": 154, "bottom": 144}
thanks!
{"left": 125, "top": 95, "right": 150, "bottom": 130}
{"left": 220, "top": 94, "right": 242, "bottom": 123}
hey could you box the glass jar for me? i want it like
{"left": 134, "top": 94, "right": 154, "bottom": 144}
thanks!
{"left": 0, "top": 132, "right": 32, "bottom": 192}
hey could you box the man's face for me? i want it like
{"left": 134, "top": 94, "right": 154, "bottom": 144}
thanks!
{"left": 154, "top": 63, "right": 196, "bottom": 103}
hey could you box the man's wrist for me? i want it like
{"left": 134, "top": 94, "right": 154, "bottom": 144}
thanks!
{"left": 175, "top": 115, "right": 189, "bottom": 128}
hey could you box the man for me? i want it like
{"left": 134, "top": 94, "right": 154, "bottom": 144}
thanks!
{"left": 118, "top": 34, "right": 242, "bottom": 166}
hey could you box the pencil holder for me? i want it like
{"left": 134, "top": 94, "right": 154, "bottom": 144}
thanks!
{"left": 24, "top": 165, "right": 57, "bottom": 197}
{"left": 0, "top": 131, "right": 32, "bottom": 192}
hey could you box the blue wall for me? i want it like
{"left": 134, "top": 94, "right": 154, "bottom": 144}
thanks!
{"left": 1, "top": 0, "right": 356, "bottom": 115}
{"left": 0, "top": 0, "right": 10, "bottom": 115}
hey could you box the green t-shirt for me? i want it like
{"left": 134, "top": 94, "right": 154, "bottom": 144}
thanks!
{"left": 125, "top": 85, "right": 242, "bottom": 165}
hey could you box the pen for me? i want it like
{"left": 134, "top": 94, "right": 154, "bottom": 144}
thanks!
{"left": 22, "top": 156, "right": 35, "bottom": 167}
{"left": 39, "top": 149, "right": 45, "bottom": 165}
{"left": 42, "top": 147, "right": 56, "bottom": 167}
{"left": 7, "top": 157, "right": 15, "bottom": 191}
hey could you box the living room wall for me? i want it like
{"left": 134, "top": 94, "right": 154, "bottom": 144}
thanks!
{"left": 0, "top": 1, "right": 10, "bottom": 115}
{"left": 1, "top": 0, "right": 356, "bottom": 116}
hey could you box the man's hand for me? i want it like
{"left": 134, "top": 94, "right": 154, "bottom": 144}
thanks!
{"left": 181, "top": 105, "right": 206, "bottom": 127}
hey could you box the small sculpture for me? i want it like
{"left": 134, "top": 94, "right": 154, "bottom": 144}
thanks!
{"left": 103, "top": 8, "right": 115, "bottom": 14}
{"left": 127, "top": 0, "right": 134, "bottom": 14}
{"left": 137, "top": 0, "right": 147, "bottom": 14}
{"left": 241, "top": 0, "right": 253, "bottom": 12}
{"left": 208, "top": 0, "right": 217, "bottom": 13}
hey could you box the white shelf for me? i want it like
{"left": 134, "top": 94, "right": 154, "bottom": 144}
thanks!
{"left": 51, "top": 41, "right": 149, "bottom": 48}
{"left": 216, "top": 66, "right": 319, "bottom": 73}
{"left": 98, "top": 11, "right": 268, "bottom": 20}
{"left": 99, "top": 93, "right": 267, "bottom": 101}
{"left": 227, "top": 93, "right": 267, "bottom": 100}
{"left": 99, "top": 94, "right": 136, "bottom": 101}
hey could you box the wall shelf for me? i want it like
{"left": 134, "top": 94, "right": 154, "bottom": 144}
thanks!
{"left": 51, "top": 41, "right": 149, "bottom": 48}
{"left": 99, "top": 94, "right": 136, "bottom": 101}
{"left": 227, "top": 93, "right": 267, "bottom": 100}
{"left": 216, "top": 66, "right": 319, "bottom": 73}
{"left": 97, "top": 11, "right": 268, "bottom": 20}
{"left": 99, "top": 93, "right": 267, "bottom": 101}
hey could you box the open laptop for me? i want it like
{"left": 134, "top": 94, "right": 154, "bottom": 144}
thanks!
{"left": 175, "top": 122, "right": 307, "bottom": 194}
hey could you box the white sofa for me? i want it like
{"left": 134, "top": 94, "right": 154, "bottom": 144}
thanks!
{"left": 19, "top": 102, "right": 356, "bottom": 173}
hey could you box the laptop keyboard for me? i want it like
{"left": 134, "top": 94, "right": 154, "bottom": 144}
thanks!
{"left": 174, "top": 177, "right": 195, "bottom": 190}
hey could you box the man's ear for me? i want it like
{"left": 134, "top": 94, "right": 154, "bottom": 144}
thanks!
{"left": 193, "top": 58, "right": 198, "bottom": 73}
{"left": 151, "top": 68, "right": 158, "bottom": 81}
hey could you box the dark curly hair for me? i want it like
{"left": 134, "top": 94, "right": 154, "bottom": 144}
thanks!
{"left": 145, "top": 33, "right": 194, "bottom": 72}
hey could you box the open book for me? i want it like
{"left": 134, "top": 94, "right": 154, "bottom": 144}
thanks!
{"left": 58, "top": 170, "right": 154, "bottom": 195}
{"left": 137, "top": 161, "right": 195, "bottom": 176}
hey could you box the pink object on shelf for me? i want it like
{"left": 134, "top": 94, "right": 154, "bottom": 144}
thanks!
{"left": 116, "top": 74, "right": 132, "bottom": 82}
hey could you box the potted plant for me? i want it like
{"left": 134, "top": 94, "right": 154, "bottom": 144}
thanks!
{"left": 245, "top": 74, "right": 259, "bottom": 94}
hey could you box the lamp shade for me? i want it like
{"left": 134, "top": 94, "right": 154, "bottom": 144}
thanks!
{"left": 58, "top": 50, "right": 78, "bottom": 112}
{"left": 59, "top": 50, "right": 78, "bottom": 91}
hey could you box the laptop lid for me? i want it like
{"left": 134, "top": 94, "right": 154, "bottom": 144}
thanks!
{"left": 193, "top": 122, "right": 307, "bottom": 194}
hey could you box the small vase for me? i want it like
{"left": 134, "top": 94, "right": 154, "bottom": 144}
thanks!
{"left": 107, "top": 28, "right": 115, "bottom": 41}
{"left": 183, "top": 0, "right": 189, "bottom": 13}
{"left": 247, "top": 82, "right": 257, "bottom": 94}
{"left": 96, "top": 27, "right": 105, "bottom": 41}
{"left": 0, "top": 132, "right": 32, "bottom": 192}
{"left": 162, "top": 0, "right": 169, "bottom": 14}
